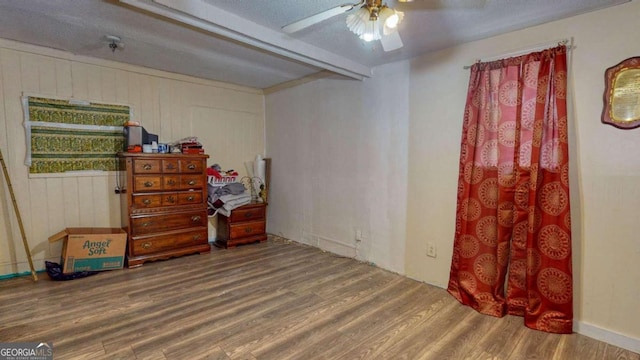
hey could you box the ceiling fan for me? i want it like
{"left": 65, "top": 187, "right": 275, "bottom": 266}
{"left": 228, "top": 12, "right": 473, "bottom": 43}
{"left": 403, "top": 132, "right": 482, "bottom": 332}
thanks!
{"left": 282, "top": 0, "right": 405, "bottom": 52}
{"left": 282, "top": 0, "right": 485, "bottom": 52}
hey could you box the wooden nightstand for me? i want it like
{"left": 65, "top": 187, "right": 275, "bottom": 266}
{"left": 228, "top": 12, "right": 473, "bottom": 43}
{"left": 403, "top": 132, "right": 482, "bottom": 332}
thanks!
{"left": 215, "top": 202, "right": 267, "bottom": 248}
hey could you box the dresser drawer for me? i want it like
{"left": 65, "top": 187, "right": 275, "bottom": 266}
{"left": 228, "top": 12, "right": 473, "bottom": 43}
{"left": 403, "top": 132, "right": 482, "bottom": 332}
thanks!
{"left": 180, "top": 175, "right": 203, "bottom": 189}
{"left": 229, "top": 205, "right": 266, "bottom": 222}
{"left": 162, "top": 193, "right": 179, "bottom": 206}
{"left": 131, "top": 211, "right": 207, "bottom": 236}
{"left": 180, "top": 159, "right": 204, "bottom": 173}
{"left": 228, "top": 220, "right": 266, "bottom": 239}
{"left": 134, "top": 159, "right": 161, "bottom": 173}
{"left": 164, "top": 176, "right": 180, "bottom": 190}
{"left": 134, "top": 176, "right": 162, "bottom": 191}
{"left": 163, "top": 159, "right": 179, "bottom": 173}
{"left": 178, "top": 191, "right": 203, "bottom": 205}
{"left": 133, "top": 194, "right": 163, "bottom": 208}
{"left": 133, "top": 229, "right": 208, "bottom": 255}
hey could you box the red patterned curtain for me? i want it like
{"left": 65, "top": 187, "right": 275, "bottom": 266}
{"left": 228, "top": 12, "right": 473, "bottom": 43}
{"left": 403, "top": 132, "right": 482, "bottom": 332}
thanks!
{"left": 447, "top": 45, "right": 572, "bottom": 333}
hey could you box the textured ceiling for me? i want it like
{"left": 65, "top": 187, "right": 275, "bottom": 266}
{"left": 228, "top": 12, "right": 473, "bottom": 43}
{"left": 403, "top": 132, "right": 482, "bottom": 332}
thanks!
{"left": 0, "top": 0, "right": 631, "bottom": 89}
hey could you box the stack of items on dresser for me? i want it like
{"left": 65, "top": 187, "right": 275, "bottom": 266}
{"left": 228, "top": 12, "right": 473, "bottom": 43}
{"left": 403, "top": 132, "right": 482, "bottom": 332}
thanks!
{"left": 207, "top": 163, "right": 250, "bottom": 217}
{"left": 170, "top": 136, "right": 205, "bottom": 154}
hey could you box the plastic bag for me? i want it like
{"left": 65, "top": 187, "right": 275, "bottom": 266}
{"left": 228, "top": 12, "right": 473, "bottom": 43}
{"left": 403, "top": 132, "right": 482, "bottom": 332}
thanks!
{"left": 45, "top": 261, "right": 99, "bottom": 281}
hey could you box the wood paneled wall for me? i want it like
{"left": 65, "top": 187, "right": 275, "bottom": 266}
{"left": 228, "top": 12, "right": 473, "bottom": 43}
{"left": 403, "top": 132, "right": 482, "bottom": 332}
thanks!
{"left": 0, "top": 39, "right": 265, "bottom": 277}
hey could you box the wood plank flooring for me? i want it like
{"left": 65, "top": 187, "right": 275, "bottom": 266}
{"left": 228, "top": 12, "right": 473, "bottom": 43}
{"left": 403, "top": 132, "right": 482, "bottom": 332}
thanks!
{"left": 0, "top": 236, "right": 638, "bottom": 360}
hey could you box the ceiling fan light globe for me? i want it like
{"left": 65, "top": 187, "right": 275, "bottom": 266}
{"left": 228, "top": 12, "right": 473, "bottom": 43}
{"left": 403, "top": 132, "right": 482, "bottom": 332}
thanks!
{"left": 360, "top": 19, "right": 382, "bottom": 42}
{"left": 347, "top": 20, "right": 366, "bottom": 36}
{"left": 378, "top": 7, "right": 394, "bottom": 26}
{"left": 346, "top": 7, "right": 370, "bottom": 36}
{"left": 385, "top": 13, "right": 399, "bottom": 28}
{"left": 361, "top": 31, "right": 381, "bottom": 42}
{"left": 355, "top": 7, "right": 370, "bottom": 22}
{"left": 391, "top": 10, "right": 404, "bottom": 27}
{"left": 384, "top": 10, "right": 404, "bottom": 35}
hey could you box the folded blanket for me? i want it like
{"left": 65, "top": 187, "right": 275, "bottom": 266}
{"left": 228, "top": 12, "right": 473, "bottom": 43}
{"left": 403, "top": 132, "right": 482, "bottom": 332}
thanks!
{"left": 208, "top": 192, "right": 251, "bottom": 217}
{"left": 211, "top": 182, "right": 246, "bottom": 200}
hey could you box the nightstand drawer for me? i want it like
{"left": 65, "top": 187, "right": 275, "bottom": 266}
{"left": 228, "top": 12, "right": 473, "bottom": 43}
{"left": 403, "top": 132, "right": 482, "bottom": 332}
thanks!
{"left": 131, "top": 211, "right": 207, "bottom": 236}
{"left": 229, "top": 205, "right": 266, "bottom": 222}
{"left": 228, "top": 220, "right": 266, "bottom": 239}
{"left": 133, "top": 229, "right": 208, "bottom": 255}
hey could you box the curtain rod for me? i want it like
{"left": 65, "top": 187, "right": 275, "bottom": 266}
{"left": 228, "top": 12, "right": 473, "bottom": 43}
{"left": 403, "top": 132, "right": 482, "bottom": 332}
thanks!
{"left": 463, "top": 39, "right": 572, "bottom": 69}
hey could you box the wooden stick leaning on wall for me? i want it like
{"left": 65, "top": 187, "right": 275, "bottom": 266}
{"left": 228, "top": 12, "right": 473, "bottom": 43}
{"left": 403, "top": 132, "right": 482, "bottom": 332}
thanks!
{"left": 0, "top": 149, "right": 37, "bottom": 281}
{"left": 263, "top": 157, "right": 271, "bottom": 203}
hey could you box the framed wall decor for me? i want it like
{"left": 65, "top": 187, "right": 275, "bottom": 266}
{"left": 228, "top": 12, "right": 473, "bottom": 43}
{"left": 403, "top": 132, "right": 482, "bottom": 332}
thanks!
{"left": 602, "top": 56, "right": 640, "bottom": 129}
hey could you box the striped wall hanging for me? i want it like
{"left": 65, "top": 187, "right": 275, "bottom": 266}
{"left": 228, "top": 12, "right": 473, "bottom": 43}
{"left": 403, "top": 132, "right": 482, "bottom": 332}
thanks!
{"left": 22, "top": 96, "right": 129, "bottom": 174}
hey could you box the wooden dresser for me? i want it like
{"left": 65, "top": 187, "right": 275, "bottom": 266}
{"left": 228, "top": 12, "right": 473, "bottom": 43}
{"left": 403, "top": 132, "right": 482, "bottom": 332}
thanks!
{"left": 215, "top": 202, "right": 267, "bottom": 248}
{"left": 118, "top": 153, "right": 210, "bottom": 267}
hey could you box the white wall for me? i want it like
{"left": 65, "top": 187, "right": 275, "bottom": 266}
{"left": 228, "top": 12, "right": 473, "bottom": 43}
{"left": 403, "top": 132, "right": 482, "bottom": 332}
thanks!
{"left": 266, "top": 1, "right": 640, "bottom": 351}
{"left": 405, "top": 0, "right": 640, "bottom": 350}
{"left": 0, "top": 39, "right": 264, "bottom": 277}
{"left": 265, "top": 62, "right": 409, "bottom": 273}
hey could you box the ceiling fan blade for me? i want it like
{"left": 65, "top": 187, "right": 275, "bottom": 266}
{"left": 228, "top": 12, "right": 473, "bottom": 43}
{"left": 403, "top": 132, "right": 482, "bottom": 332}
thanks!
{"left": 282, "top": 3, "right": 359, "bottom": 33}
{"left": 381, "top": 31, "right": 403, "bottom": 52}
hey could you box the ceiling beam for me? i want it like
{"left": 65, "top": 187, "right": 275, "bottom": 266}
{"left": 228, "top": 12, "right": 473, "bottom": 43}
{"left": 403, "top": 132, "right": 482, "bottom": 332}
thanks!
{"left": 120, "top": 0, "right": 372, "bottom": 81}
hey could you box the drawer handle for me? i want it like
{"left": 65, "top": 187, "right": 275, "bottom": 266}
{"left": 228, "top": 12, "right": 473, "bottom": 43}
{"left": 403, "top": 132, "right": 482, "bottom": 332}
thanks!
{"left": 141, "top": 242, "right": 152, "bottom": 249}
{"left": 143, "top": 164, "right": 152, "bottom": 170}
{"left": 191, "top": 215, "right": 201, "bottom": 222}
{"left": 143, "top": 199, "right": 152, "bottom": 205}
{"left": 142, "top": 222, "right": 154, "bottom": 227}
{"left": 167, "top": 179, "right": 176, "bottom": 185}
{"left": 166, "top": 196, "right": 176, "bottom": 203}
{"left": 244, "top": 227, "right": 253, "bottom": 234}
{"left": 187, "top": 180, "right": 196, "bottom": 186}
{"left": 187, "top": 164, "right": 196, "bottom": 170}
{"left": 193, "top": 234, "right": 201, "bottom": 241}
{"left": 144, "top": 181, "right": 154, "bottom": 187}
{"left": 187, "top": 196, "right": 195, "bottom": 201}
{"left": 244, "top": 212, "right": 253, "bottom": 218}
{"left": 166, "top": 164, "right": 176, "bottom": 170}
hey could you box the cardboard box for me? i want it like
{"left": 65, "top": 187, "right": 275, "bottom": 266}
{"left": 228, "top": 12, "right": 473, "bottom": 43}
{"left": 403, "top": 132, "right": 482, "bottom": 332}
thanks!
{"left": 48, "top": 227, "right": 127, "bottom": 274}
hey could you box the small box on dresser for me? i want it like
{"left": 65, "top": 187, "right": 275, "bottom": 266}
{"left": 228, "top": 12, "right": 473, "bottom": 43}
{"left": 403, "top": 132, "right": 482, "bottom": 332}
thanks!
{"left": 118, "top": 152, "right": 210, "bottom": 267}
{"left": 215, "top": 202, "right": 267, "bottom": 248}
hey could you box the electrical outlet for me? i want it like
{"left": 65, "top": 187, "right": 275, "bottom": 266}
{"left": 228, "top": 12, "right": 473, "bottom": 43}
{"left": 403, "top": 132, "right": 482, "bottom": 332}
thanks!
{"left": 426, "top": 242, "right": 437, "bottom": 258}
{"left": 355, "top": 229, "right": 363, "bottom": 242}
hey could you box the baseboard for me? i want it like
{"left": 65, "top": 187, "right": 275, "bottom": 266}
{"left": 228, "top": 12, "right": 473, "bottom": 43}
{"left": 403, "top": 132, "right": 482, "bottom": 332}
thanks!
{"left": 0, "top": 270, "right": 46, "bottom": 281}
{"left": 317, "top": 235, "right": 356, "bottom": 258}
{"left": 575, "top": 321, "right": 640, "bottom": 353}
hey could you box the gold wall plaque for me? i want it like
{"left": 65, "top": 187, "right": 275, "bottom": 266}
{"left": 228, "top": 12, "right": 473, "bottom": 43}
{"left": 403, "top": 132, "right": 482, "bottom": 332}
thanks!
{"left": 602, "top": 57, "right": 640, "bottom": 129}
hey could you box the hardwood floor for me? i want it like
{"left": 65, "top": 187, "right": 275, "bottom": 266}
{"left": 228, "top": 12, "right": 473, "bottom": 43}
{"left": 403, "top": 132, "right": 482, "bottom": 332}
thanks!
{"left": 0, "top": 236, "right": 637, "bottom": 360}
